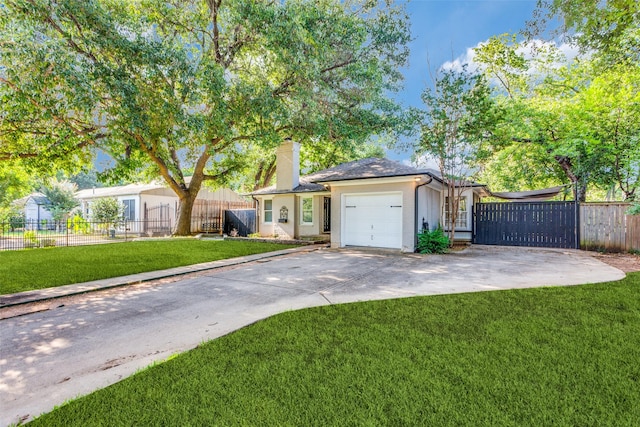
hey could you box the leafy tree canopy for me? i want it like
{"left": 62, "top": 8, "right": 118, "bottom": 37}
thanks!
{"left": 39, "top": 179, "right": 78, "bottom": 221}
{"left": 418, "top": 65, "right": 500, "bottom": 241}
{"left": 1, "top": 0, "right": 413, "bottom": 234}
{"left": 474, "top": 35, "right": 640, "bottom": 201}
{"left": 528, "top": 0, "right": 640, "bottom": 64}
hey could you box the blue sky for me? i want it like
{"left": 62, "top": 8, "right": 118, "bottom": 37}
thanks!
{"left": 389, "top": 0, "right": 538, "bottom": 161}
{"left": 399, "top": 0, "right": 537, "bottom": 107}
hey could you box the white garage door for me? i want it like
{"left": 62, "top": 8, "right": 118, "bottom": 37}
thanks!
{"left": 343, "top": 193, "right": 403, "bottom": 249}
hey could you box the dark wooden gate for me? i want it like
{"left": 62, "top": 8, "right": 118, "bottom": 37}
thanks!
{"left": 224, "top": 209, "right": 256, "bottom": 237}
{"left": 473, "top": 201, "right": 578, "bottom": 249}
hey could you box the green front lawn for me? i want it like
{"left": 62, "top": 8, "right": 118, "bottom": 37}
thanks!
{"left": 0, "top": 240, "right": 298, "bottom": 295}
{"left": 30, "top": 273, "right": 640, "bottom": 426}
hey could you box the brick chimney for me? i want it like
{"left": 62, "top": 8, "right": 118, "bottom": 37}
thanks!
{"left": 276, "top": 139, "right": 300, "bottom": 191}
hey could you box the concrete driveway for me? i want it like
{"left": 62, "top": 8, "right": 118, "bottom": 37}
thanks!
{"left": 0, "top": 245, "right": 624, "bottom": 426}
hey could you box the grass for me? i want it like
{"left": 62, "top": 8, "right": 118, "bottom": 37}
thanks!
{"left": 0, "top": 239, "right": 298, "bottom": 295}
{"left": 29, "top": 273, "right": 640, "bottom": 426}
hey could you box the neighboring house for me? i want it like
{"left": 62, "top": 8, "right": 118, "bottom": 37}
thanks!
{"left": 76, "top": 182, "right": 248, "bottom": 233}
{"left": 23, "top": 193, "right": 54, "bottom": 229}
{"left": 250, "top": 140, "right": 488, "bottom": 252}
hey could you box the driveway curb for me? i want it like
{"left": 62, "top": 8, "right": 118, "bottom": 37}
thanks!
{"left": 0, "top": 244, "right": 326, "bottom": 308}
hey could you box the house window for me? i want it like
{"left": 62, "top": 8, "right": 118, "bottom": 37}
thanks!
{"left": 445, "top": 196, "right": 468, "bottom": 229}
{"left": 122, "top": 199, "right": 135, "bottom": 221}
{"left": 264, "top": 199, "right": 273, "bottom": 223}
{"left": 301, "top": 197, "right": 313, "bottom": 224}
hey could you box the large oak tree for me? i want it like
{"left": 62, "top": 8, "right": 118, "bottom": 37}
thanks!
{"left": 1, "top": 0, "right": 411, "bottom": 234}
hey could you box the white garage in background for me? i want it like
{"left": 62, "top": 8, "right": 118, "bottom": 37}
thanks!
{"left": 342, "top": 192, "right": 403, "bottom": 249}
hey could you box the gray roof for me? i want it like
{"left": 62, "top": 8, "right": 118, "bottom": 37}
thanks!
{"left": 250, "top": 158, "right": 426, "bottom": 196}
{"left": 307, "top": 157, "right": 427, "bottom": 182}
{"left": 250, "top": 179, "right": 327, "bottom": 196}
{"left": 26, "top": 193, "right": 51, "bottom": 206}
{"left": 249, "top": 157, "right": 489, "bottom": 196}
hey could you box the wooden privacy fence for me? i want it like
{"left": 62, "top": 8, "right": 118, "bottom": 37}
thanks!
{"left": 580, "top": 203, "right": 640, "bottom": 252}
{"left": 190, "top": 199, "right": 254, "bottom": 233}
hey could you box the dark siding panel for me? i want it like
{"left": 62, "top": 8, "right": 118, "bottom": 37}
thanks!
{"left": 474, "top": 202, "right": 577, "bottom": 249}
{"left": 224, "top": 209, "right": 256, "bottom": 237}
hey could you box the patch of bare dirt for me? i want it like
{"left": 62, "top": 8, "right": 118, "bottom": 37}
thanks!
{"left": 591, "top": 252, "right": 640, "bottom": 273}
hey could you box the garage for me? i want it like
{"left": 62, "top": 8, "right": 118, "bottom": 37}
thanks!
{"left": 342, "top": 193, "right": 403, "bottom": 249}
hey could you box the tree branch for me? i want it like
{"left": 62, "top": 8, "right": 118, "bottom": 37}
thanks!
{"left": 321, "top": 55, "right": 356, "bottom": 73}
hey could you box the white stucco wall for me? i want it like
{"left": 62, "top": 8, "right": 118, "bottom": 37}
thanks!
{"left": 255, "top": 193, "right": 327, "bottom": 239}
{"left": 417, "top": 184, "right": 442, "bottom": 233}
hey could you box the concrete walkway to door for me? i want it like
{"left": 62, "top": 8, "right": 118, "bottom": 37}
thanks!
{"left": 0, "top": 245, "right": 625, "bottom": 426}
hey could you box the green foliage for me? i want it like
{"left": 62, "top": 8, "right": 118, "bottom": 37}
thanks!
{"left": 1, "top": 0, "right": 413, "bottom": 234}
{"left": 23, "top": 230, "right": 38, "bottom": 248}
{"left": 419, "top": 65, "right": 499, "bottom": 175}
{"left": 1, "top": 208, "right": 25, "bottom": 232}
{"left": 473, "top": 35, "right": 640, "bottom": 201}
{"left": 23, "top": 230, "right": 37, "bottom": 243}
{"left": 418, "top": 65, "right": 498, "bottom": 240}
{"left": 28, "top": 274, "right": 640, "bottom": 426}
{"left": 528, "top": 0, "right": 640, "bottom": 65}
{"left": 8, "top": 214, "right": 25, "bottom": 231}
{"left": 0, "top": 240, "right": 299, "bottom": 294}
{"left": 68, "top": 214, "right": 91, "bottom": 234}
{"left": 627, "top": 203, "right": 640, "bottom": 216}
{"left": 416, "top": 227, "right": 450, "bottom": 254}
{"left": 0, "top": 162, "right": 33, "bottom": 222}
{"left": 40, "top": 180, "right": 79, "bottom": 221}
{"left": 90, "top": 198, "right": 124, "bottom": 229}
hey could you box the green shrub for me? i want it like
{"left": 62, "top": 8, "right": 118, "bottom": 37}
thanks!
{"left": 9, "top": 215, "right": 25, "bottom": 231}
{"left": 91, "top": 197, "right": 124, "bottom": 230}
{"left": 41, "top": 238, "right": 56, "bottom": 247}
{"left": 416, "top": 227, "right": 450, "bottom": 254}
{"left": 68, "top": 214, "right": 91, "bottom": 234}
{"left": 23, "top": 230, "right": 37, "bottom": 242}
{"left": 626, "top": 203, "right": 640, "bottom": 216}
{"left": 23, "top": 230, "right": 39, "bottom": 248}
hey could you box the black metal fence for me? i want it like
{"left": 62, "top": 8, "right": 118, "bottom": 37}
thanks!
{"left": 0, "top": 218, "right": 172, "bottom": 251}
{"left": 473, "top": 201, "right": 578, "bottom": 249}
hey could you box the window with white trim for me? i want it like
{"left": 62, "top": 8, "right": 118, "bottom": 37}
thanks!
{"left": 445, "top": 196, "right": 468, "bottom": 229}
{"left": 122, "top": 199, "right": 135, "bottom": 221}
{"left": 264, "top": 199, "right": 273, "bottom": 223}
{"left": 301, "top": 197, "right": 313, "bottom": 224}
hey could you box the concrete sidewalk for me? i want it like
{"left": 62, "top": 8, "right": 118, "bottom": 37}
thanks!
{"left": 0, "top": 244, "right": 324, "bottom": 308}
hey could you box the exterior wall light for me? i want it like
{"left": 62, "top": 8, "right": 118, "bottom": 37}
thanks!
{"left": 279, "top": 206, "right": 289, "bottom": 223}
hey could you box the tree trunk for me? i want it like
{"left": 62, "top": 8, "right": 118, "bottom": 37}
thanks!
{"left": 174, "top": 194, "right": 197, "bottom": 235}
{"left": 447, "top": 184, "right": 457, "bottom": 246}
{"left": 173, "top": 175, "right": 205, "bottom": 235}
{"left": 555, "top": 155, "right": 587, "bottom": 202}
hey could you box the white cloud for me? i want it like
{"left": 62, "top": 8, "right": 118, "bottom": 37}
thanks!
{"left": 440, "top": 38, "right": 581, "bottom": 74}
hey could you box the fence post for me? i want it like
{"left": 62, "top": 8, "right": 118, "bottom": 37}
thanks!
{"left": 575, "top": 201, "right": 580, "bottom": 250}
